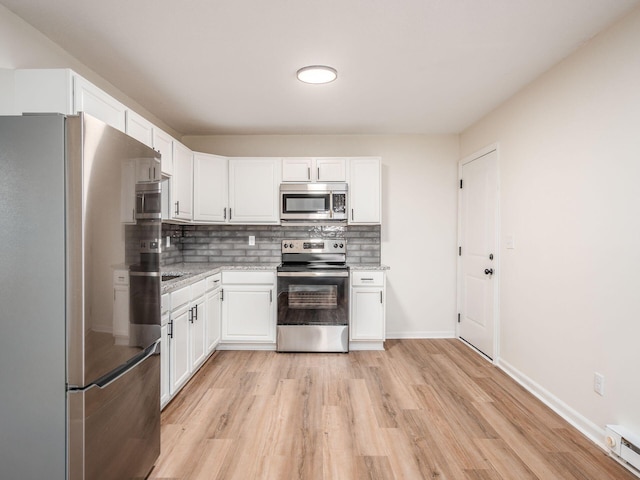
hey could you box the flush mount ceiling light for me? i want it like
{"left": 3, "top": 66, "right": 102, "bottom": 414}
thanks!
{"left": 296, "top": 65, "right": 337, "bottom": 84}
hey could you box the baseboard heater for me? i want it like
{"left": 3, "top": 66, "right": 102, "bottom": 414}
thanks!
{"left": 605, "top": 425, "right": 640, "bottom": 476}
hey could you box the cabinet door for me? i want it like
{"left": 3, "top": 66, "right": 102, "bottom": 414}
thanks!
{"left": 316, "top": 157, "right": 346, "bottom": 182}
{"left": 348, "top": 157, "right": 381, "bottom": 224}
{"left": 136, "top": 158, "right": 161, "bottom": 182}
{"left": 194, "top": 153, "right": 228, "bottom": 222}
{"left": 221, "top": 286, "right": 275, "bottom": 342}
{"left": 350, "top": 288, "right": 385, "bottom": 340}
{"left": 282, "top": 157, "right": 312, "bottom": 182}
{"left": 205, "top": 288, "right": 222, "bottom": 353}
{"left": 160, "top": 322, "right": 171, "bottom": 409}
{"left": 153, "top": 128, "right": 174, "bottom": 176}
{"left": 169, "top": 309, "right": 190, "bottom": 395}
{"left": 172, "top": 142, "right": 193, "bottom": 221}
{"left": 228, "top": 158, "right": 280, "bottom": 224}
{"left": 125, "top": 110, "right": 153, "bottom": 148}
{"left": 73, "top": 75, "right": 126, "bottom": 132}
{"left": 190, "top": 296, "right": 207, "bottom": 370}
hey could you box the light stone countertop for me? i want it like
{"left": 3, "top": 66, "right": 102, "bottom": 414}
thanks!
{"left": 161, "top": 262, "right": 389, "bottom": 294}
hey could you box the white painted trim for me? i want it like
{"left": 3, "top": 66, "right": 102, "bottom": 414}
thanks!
{"left": 386, "top": 331, "right": 456, "bottom": 339}
{"left": 456, "top": 143, "right": 501, "bottom": 363}
{"left": 349, "top": 341, "right": 385, "bottom": 351}
{"left": 217, "top": 343, "right": 277, "bottom": 351}
{"left": 497, "top": 358, "right": 607, "bottom": 450}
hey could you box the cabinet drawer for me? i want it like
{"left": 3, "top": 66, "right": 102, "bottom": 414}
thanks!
{"left": 171, "top": 285, "right": 191, "bottom": 311}
{"left": 113, "top": 269, "right": 129, "bottom": 286}
{"left": 191, "top": 279, "right": 206, "bottom": 299}
{"left": 351, "top": 271, "right": 384, "bottom": 286}
{"left": 222, "top": 271, "right": 275, "bottom": 285}
{"left": 161, "top": 293, "right": 170, "bottom": 315}
{"left": 206, "top": 273, "right": 222, "bottom": 291}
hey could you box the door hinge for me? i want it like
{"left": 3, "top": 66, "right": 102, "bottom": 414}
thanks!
{"left": 458, "top": 313, "right": 461, "bottom": 323}
{"left": 460, "top": 179, "right": 463, "bottom": 189}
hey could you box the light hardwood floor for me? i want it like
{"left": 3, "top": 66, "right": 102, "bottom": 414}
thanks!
{"left": 149, "top": 339, "right": 635, "bottom": 479}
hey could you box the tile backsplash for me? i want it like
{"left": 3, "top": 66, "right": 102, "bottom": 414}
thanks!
{"left": 160, "top": 223, "right": 380, "bottom": 267}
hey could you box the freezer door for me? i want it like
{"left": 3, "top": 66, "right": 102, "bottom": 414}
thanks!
{"left": 66, "top": 113, "right": 162, "bottom": 388}
{"left": 68, "top": 348, "right": 160, "bottom": 480}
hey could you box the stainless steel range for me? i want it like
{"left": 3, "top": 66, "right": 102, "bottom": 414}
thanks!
{"left": 277, "top": 239, "right": 349, "bottom": 352}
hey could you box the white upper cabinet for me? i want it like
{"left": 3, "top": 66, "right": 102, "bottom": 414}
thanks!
{"left": 172, "top": 141, "right": 194, "bottom": 222}
{"left": 348, "top": 157, "right": 382, "bottom": 224}
{"left": 125, "top": 110, "right": 154, "bottom": 148}
{"left": 282, "top": 157, "right": 346, "bottom": 182}
{"left": 193, "top": 153, "right": 229, "bottom": 223}
{"left": 12, "top": 68, "right": 126, "bottom": 132}
{"left": 73, "top": 75, "right": 126, "bottom": 132}
{"left": 153, "top": 128, "right": 174, "bottom": 176}
{"left": 228, "top": 158, "right": 281, "bottom": 224}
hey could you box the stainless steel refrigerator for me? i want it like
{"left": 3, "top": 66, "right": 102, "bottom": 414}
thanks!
{"left": 0, "top": 113, "right": 162, "bottom": 479}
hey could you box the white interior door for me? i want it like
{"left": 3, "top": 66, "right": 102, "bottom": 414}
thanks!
{"left": 458, "top": 148, "right": 498, "bottom": 359}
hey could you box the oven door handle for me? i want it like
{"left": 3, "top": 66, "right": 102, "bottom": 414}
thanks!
{"left": 277, "top": 271, "right": 349, "bottom": 278}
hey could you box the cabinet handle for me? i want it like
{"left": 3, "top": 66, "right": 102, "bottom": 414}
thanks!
{"left": 148, "top": 167, "right": 151, "bottom": 179}
{"left": 351, "top": 208, "right": 354, "bottom": 221}
{"left": 224, "top": 207, "right": 227, "bottom": 220}
{"left": 194, "top": 304, "right": 198, "bottom": 320}
{"left": 132, "top": 208, "right": 135, "bottom": 221}
{"left": 317, "top": 167, "right": 320, "bottom": 180}
{"left": 153, "top": 167, "right": 156, "bottom": 179}
{"left": 362, "top": 278, "right": 374, "bottom": 281}
{"left": 229, "top": 208, "right": 232, "bottom": 220}
{"left": 270, "top": 290, "right": 273, "bottom": 303}
{"left": 168, "top": 320, "right": 173, "bottom": 339}
{"left": 380, "top": 291, "right": 383, "bottom": 304}
{"left": 175, "top": 201, "right": 179, "bottom": 216}
{"left": 189, "top": 308, "right": 194, "bottom": 323}
{"left": 308, "top": 167, "right": 311, "bottom": 180}
{"left": 221, "top": 288, "right": 224, "bottom": 301}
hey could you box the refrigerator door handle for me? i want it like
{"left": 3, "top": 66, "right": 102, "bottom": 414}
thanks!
{"left": 69, "top": 341, "right": 159, "bottom": 392}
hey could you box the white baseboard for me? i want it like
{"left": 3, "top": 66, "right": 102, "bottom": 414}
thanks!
{"left": 497, "top": 358, "right": 606, "bottom": 449}
{"left": 350, "top": 341, "right": 385, "bottom": 351}
{"left": 386, "top": 330, "right": 455, "bottom": 339}
{"left": 217, "top": 343, "right": 277, "bottom": 351}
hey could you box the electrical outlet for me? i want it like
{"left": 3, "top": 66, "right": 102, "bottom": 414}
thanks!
{"left": 594, "top": 372, "right": 605, "bottom": 396}
{"left": 166, "top": 236, "right": 170, "bottom": 248}
{"left": 249, "top": 235, "right": 255, "bottom": 246}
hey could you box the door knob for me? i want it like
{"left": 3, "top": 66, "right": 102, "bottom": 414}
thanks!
{"left": 484, "top": 268, "right": 494, "bottom": 275}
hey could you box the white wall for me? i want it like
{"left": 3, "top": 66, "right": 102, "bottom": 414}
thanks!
{"left": 0, "top": 4, "right": 178, "bottom": 137}
{"left": 184, "top": 135, "right": 460, "bottom": 338}
{"left": 460, "top": 6, "right": 640, "bottom": 442}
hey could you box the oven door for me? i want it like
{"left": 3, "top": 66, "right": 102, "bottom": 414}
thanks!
{"left": 276, "top": 270, "right": 349, "bottom": 352}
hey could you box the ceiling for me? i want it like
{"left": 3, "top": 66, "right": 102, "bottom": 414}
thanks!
{"left": 2, "top": 0, "right": 639, "bottom": 135}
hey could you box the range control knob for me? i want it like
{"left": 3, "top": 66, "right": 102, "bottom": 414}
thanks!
{"left": 339, "top": 243, "right": 344, "bottom": 248}
{"left": 333, "top": 243, "right": 339, "bottom": 248}
{"left": 283, "top": 244, "right": 288, "bottom": 248}
{"left": 289, "top": 243, "right": 294, "bottom": 248}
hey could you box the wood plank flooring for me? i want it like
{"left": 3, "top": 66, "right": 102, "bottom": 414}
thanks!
{"left": 148, "top": 339, "right": 635, "bottom": 479}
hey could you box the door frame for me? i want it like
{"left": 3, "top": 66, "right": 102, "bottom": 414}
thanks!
{"left": 456, "top": 143, "right": 501, "bottom": 363}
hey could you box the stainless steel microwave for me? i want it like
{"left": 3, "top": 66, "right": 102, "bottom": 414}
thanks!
{"left": 280, "top": 183, "right": 348, "bottom": 222}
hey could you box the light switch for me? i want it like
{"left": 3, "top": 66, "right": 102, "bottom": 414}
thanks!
{"left": 249, "top": 235, "right": 255, "bottom": 246}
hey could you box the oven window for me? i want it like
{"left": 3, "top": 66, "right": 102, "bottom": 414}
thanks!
{"left": 283, "top": 194, "right": 329, "bottom": 213}
{"left": 288, "top": 285, "right": 337, "bottom": 309}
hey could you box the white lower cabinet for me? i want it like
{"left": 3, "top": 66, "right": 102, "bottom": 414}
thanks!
{"left": 350, "top": 270, "right": 386, "bottom": 350}
{"left": 160, "top": 293, "right": 171, "bottom": 409}
{"left": 189, "top": 280, "right": 207, "bottom": 371}
{"left": 221, "top": 271, "right": 276, "bottom": 348}
{"left": 164, "top": 279, "right": 210, "bottom": 405}
{"left": 205, "top": 273, "right": 222, "bottom": 352}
